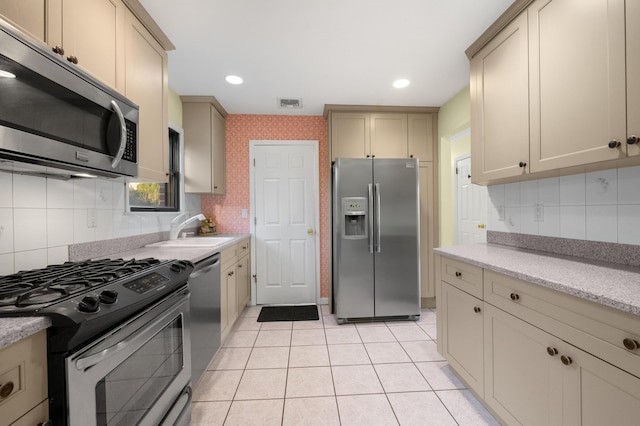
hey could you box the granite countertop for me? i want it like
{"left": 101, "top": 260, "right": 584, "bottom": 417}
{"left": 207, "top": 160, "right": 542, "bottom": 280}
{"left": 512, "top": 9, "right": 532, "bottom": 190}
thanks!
{"left": 434, "top": 243, "right": 640, "bottom": 317}
{"left": 0, "top": 234, "right": 250, "bottom": 350}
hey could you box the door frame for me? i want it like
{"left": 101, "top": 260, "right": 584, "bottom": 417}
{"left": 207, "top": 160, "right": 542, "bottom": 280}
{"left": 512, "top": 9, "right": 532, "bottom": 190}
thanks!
{"left": 249, "top": 140, "right": 321, "bottom": 305}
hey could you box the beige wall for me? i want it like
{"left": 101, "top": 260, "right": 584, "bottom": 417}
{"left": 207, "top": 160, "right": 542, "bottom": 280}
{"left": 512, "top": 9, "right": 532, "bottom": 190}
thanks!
{"left": 438, "top": 86, "right": 471, "bottom": 247}
{"left": 168, "top": 87, "right": 183, "bottom": 127}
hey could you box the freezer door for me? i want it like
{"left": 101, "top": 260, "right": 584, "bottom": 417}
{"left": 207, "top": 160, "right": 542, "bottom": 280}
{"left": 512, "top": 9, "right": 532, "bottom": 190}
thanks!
{"left": 333, "top": 158, "right": 374, "bottom": 319}
{"left": 373, "top": 158, "right": 420, "bottom": 317}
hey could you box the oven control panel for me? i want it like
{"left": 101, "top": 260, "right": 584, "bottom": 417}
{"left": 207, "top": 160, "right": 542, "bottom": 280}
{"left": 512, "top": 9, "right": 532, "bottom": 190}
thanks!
{"left": 124, "top": 272, "right": 170, "bottom": 294}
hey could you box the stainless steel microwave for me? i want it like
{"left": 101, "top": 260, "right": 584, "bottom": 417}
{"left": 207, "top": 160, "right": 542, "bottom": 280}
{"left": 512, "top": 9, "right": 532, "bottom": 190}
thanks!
{"left": 0, "top": 18, "right": 138, "bottom": 179}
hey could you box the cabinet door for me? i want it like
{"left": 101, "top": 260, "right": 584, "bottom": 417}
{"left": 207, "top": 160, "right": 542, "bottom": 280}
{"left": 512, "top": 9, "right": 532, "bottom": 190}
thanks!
{"left": 484, "top": 303, "right": 562, "bottom": 425}
{"left": 226, "top": 267, "right": 238, "bottom": 327}
{"left": 125, "top": 9, "right": 168, "bottom": 182}
{"left": 528, "top": 0, "right": 626, "bottom": 171}
{"left": 61, "top": 0, "right": 125, "bottom": 91}
{"left": 183, "top": 102, "right": 212, "bottom": 193}
{"left": 370, "top": 113, "right": 408, "bottom": 158}
{"left": 470, "top": 12, "right": 529, "bottom": 183}
{"left": 0, "top": 0, "right": 47, "bottom": 42}
{"left": 408, "top": 113, "right": 434, "bottom": 162}
{"left": 331, "top": 112, "right": 370, "bottom": 159}
{"left": 211, "top": 106, "right": 226, "bottom": 194}
{"left": 419, "top": 162, "right": 434, "bottom": 298}
{"left": 441, "top": 282, "right": 484, "bottom": 396}
{"left": 221, "top": 266, "right": 229, "bottom": 335}
{"left": 627, "top": 0, "right": 640, "bottom": 157}
{"left": 236, "top": 254, "right": 250, "bottom": 314}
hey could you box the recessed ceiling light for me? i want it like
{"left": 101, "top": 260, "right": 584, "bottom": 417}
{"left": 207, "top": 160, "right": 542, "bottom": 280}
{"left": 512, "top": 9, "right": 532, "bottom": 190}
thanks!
{"left": 0, "top": 70, "right": 16, "bottom": 79}
{"left": 225, "top": 75, "right": 243, "bottom": 85}
{"left": 393, "top": 79, "right": 410, "bottom": 89}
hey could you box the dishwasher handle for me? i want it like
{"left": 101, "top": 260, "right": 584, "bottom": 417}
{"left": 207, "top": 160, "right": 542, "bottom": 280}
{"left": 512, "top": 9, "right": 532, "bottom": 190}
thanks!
{"left": 191, "top": 254, "right": 221, "bottom": 279}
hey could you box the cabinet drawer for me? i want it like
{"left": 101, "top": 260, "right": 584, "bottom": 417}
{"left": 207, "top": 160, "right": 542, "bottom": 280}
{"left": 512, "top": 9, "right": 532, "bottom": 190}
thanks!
{"left": 237, "top": 239, "right": 250, "bottom": 259}
{"left": 484, "top": 270, "right": 640, "bottom": 378}
{"left": 441, "top": 257, "right": 483, "bottom": 299}
{"left": 221, "top": 244, "right": 238, "bottom": 270}
{"left": 0, "top": 330, "right": 48, "bottom": 426}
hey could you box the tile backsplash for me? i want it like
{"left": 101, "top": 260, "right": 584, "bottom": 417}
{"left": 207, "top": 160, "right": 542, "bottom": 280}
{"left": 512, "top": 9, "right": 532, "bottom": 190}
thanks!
{"left": 487, "top": 165, "right": 640, "bottom": 245}
{"left": 0, "top": 172, "right": 201, "bottom": 275}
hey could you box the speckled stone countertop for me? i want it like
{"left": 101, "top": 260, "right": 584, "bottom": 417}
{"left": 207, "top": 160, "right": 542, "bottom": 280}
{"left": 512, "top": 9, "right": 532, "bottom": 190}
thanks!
{"left": 434, "top": 243, "right": 640, "bottom": 317}
{"left": 0, "top": 234, "right": 250, "bottom": 350}
{"left": 0, "top": 317, "right": 51, "bottom": 350}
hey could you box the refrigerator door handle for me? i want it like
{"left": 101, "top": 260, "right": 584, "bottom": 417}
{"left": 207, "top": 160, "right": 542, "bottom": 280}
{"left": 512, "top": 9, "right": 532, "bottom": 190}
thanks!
{"left": 375, "top": 183, "right": 381, "bottom": 253}
{"left": 368, "top": 183, "right": 374, "bottom": 253}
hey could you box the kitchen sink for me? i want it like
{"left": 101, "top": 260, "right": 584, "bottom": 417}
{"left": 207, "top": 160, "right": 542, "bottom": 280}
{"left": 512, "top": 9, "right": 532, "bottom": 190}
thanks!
{"left": 146, "top": 236, "right": 234, "bottom": 248}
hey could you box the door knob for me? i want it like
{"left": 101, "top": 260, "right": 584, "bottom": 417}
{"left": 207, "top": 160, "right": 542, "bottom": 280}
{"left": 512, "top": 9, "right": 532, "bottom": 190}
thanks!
{"left": 477, "top": 224, "right": 486, "bottom": 229}
{"left": 307, "top": 229, "right": 314, "bottom": 235}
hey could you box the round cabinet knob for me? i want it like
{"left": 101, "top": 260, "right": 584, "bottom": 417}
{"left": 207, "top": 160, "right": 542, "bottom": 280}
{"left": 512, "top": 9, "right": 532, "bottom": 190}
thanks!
{"left": 52, "top": 45, "right": 65, "bottom": 55}
{"left": 519, "top": 161, "right": 527, "bottom": 168}
{"left": 0, "top": 381, "right": 15, "bottom": 399}
{"left": 410, "top": 154, "right": 414, "bottom": 158}
{"left": 78, "top": 296, "right": 100, "bottom": 313}
{"left": 99, "top": 290, "right": 118, "bottom": 305}
{"left": 608, "top": 140, "right": 621, "bottom": 149}
{"left": 546, "top": 347, "right": 558, "bottom": 356}
{"left": 473, "top": 306, "right": 482, "bottom": 313}
{"left": 66, "top": 55, "right": 79, "bottom": 64}
{"left": 455, "top": 271, "right": 462, "bottom": 278}
{"left": 627, "top": 135, "right": 639, "bottom": 145}
{"left": 560, "top": 355, "right": 573, "bottom": 366}
{"left": 510, "top": 292, "right": 520, "bottom": 301}
{"left": 622, "top": 338, "right": 639, "bottom": 351}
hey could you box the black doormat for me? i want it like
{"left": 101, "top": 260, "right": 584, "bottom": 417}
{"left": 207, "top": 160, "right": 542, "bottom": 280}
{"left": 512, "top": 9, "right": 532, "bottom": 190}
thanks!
{"left": 257, "top": 305, "right": 319, "bottom": 322}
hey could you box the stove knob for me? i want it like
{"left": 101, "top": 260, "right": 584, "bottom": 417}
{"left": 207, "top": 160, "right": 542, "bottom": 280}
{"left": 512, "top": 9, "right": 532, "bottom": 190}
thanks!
{"left": 99, "top": 290, "right": 118, "bottom": 305}
{"left": 170, "top": 263, "right": 182, "bottom": 272}
{"left": 78, "top": 296, "right": 100, "bottom": 313}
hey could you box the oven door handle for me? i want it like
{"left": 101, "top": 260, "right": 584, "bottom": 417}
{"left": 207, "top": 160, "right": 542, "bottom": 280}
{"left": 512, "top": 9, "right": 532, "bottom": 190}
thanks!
{"left": 75, "top": 308, "right": 178, "bottom": 371}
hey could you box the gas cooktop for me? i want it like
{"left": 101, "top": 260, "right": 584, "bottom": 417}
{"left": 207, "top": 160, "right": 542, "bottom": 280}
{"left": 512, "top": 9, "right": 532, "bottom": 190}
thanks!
{"left": 0, "top": 258, "right": 194, "bottom": 352}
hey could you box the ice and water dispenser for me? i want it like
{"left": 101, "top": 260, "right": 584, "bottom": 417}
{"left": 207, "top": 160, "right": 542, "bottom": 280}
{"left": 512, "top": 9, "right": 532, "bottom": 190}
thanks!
{"left": 341, "top": 197, "right": 367, "bottom": 239}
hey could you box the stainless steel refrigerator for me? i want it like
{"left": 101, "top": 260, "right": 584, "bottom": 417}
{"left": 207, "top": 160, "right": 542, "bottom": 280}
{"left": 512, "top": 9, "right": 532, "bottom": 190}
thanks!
{"left": 332, "top": 157, "right": 420, "bottom": 323}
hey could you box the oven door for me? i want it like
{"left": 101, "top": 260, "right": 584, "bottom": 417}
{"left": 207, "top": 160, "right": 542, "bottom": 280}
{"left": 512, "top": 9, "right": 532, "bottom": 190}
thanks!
{"left": 66, "top": 288, "right": 192, "bottom": 426}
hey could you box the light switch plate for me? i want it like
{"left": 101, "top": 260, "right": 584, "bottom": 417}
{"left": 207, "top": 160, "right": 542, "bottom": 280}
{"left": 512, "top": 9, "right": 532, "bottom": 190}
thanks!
{"left": 241, "top": 209, "right": 248, "bottom": 218}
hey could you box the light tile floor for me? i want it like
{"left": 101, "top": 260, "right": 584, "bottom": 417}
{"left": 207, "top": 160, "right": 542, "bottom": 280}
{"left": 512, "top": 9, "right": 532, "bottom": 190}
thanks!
{"left": 190, "top": 305, "right": 500, "bottom": 426}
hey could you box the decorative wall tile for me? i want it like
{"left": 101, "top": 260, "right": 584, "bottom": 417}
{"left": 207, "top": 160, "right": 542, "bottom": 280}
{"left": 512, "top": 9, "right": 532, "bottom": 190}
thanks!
{"left": 586, "top": 205, "right": 617, "bottom": 243}
{"left": 618, "top": 205, "right": 640, "bottom": 245}
{"left": 504, "top": 183, "right": 520, "bottom": 207}
{"left": 0, "top": 253, "right": 13, "bottom": 275}
{"left": 96, "top": 210, "right": 114, "bottom": 241}
{"left": 585, "top": 169, "right": 617, "bottom": 205}
{"left": 519, "top": 180, "right": 538, "bottom": 206}
{"left": 537, "top": 177, "right": 560, "bottom": 206}
{"left": 74, "top": 179, "right": 96, "bottom": 209}
{"left": 538, "top": 206, "right": 560, "bottom": 238}
{"left": 14, "top": 249, "right": 47, "bottom": 271}
{"left": 559, "top": 206, "right": 586, "bottom": 240}
{"left": 46, "top": 209, "right": 74, "bottom": 247}
{"left": 47, "top": 178, "right": 75, "bottom": 209}
{"left": 96, "top": 179, "right": 114, "bottom": 210}
{"left": 201, "top": 115, "right": 330, "bottom": 298}
{"left": 47, "top": 246, "right": 69, "bottom": 265}
{"left": 0, "top": 208, "right": 14, "bottom": 255}
{"left": 559, "top": 174, "right": 585, "bottom": 206}
{"left": 617, "top": 166, "right": 640, "bottom": 204}
{"left": 0, "top": 173, "right": 12, "bottom": 208}
{"left": 73, "top": 209, "right": 95, "bottom": 243}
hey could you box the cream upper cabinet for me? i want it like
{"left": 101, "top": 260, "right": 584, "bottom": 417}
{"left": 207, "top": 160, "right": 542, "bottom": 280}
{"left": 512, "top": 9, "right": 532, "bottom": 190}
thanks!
{"left": 470, "top": 12, "right": 529, "bottom": 183}
{"left": 330, "top": 112, "right": 370, "bottom": 159}
{"left": 124, "top": 8, "right": 168, "bottom": 182}
{"left": 369, "top": 113, "right": 408, "bottom": 158}
{"left": 528, "top": 0, "right": 626, "bottom": 172}
{"left": 0, "top": 0, "right": 125, "bottom": 91}
{"left": 182, "top": 97, "right": 227, "bottom": 194}
{"left": 627, "top": 0, "right": 640, "bottom": 157}
{"left": 408, "top": 113, "right": 434, "bottom": 162}
{"left": 0, "top": 0, "right": 47, "bottom": 42}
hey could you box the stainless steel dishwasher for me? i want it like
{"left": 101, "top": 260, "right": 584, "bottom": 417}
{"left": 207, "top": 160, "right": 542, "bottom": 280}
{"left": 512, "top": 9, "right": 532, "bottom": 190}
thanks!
{"left": 189, "top": 253, "right": 221, "bottom": 386}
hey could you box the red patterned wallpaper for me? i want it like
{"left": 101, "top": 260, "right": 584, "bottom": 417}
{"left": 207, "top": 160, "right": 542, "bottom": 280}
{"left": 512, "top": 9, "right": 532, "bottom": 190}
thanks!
{"left": 201, "top": 115, "right": 331, "bottom": 298}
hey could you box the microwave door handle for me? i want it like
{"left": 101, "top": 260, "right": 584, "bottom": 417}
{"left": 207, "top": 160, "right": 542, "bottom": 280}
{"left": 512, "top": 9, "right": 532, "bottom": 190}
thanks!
{"left": 110, "top": 100, "right": 127, "bottom": 168}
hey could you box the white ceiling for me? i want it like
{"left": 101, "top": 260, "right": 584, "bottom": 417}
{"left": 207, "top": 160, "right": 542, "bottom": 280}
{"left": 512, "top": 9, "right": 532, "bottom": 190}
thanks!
{"left": 139, "top": 0, "right": 515, "bottom": 116}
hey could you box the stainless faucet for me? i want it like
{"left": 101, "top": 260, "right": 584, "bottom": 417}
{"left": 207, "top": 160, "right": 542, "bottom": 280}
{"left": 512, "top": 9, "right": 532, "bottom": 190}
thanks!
{"left": 169, "top": 213, "right": 206, "bottom": 240}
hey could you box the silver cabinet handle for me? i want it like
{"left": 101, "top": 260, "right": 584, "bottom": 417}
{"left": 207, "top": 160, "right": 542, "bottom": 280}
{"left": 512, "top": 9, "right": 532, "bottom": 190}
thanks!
{"left": 375, "top": 183, "right": 381, "bottom": 253}
{"left": 110, "top": 100, "right": 127, "bottom": 168}
{"left": 368, "top": 183, "right": 374, "bottom": 254}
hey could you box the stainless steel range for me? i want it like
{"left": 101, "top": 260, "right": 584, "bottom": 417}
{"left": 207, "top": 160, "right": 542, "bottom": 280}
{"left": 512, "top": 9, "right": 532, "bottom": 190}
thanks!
{"left": 0, "top": 258, "right": 195, "bottom": 426}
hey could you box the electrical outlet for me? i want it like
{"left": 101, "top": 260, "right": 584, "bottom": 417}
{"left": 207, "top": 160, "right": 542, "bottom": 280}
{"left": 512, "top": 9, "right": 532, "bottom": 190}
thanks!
{"left": 497, "top": 205, "right": 505, "bottom": 222}
{"left": 534, "top": 204, "right": 544, "bottom": 222}
{"left": 87, "top": 208, "right": 97, "bottom": 228}
{"left": 241, "top": 209, "right": 248, "bottom": 218}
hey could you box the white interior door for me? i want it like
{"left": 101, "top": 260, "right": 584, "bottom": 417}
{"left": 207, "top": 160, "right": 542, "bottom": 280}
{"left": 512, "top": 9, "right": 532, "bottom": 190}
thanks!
{"left": 456, "top": 155, "right": 487, "bottom": 244}
{"left": 251, "top": 141, "right": 318, "bottom": 305}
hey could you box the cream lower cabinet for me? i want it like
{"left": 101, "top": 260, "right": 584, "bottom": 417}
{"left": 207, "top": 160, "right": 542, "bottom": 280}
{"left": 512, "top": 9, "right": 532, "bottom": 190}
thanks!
{"left": 436, "top": 254, "right": 640, "bottom": 425}
{"left": 0, "top": 330, "right": 48, "bottom": 426}
{"left": 440, "top": 282, "right": 483, "bottom": 396}
{"left": 220, "top": 238, "right": 251, "bottom": 340}
{"left": 485, "top": 303, "right": 640, "bottom": 425}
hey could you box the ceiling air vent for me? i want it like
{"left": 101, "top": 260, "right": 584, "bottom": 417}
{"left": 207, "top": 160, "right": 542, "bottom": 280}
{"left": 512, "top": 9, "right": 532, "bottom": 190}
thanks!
{"left": 278, "top": 98, "right": 302, "bottom": 109}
